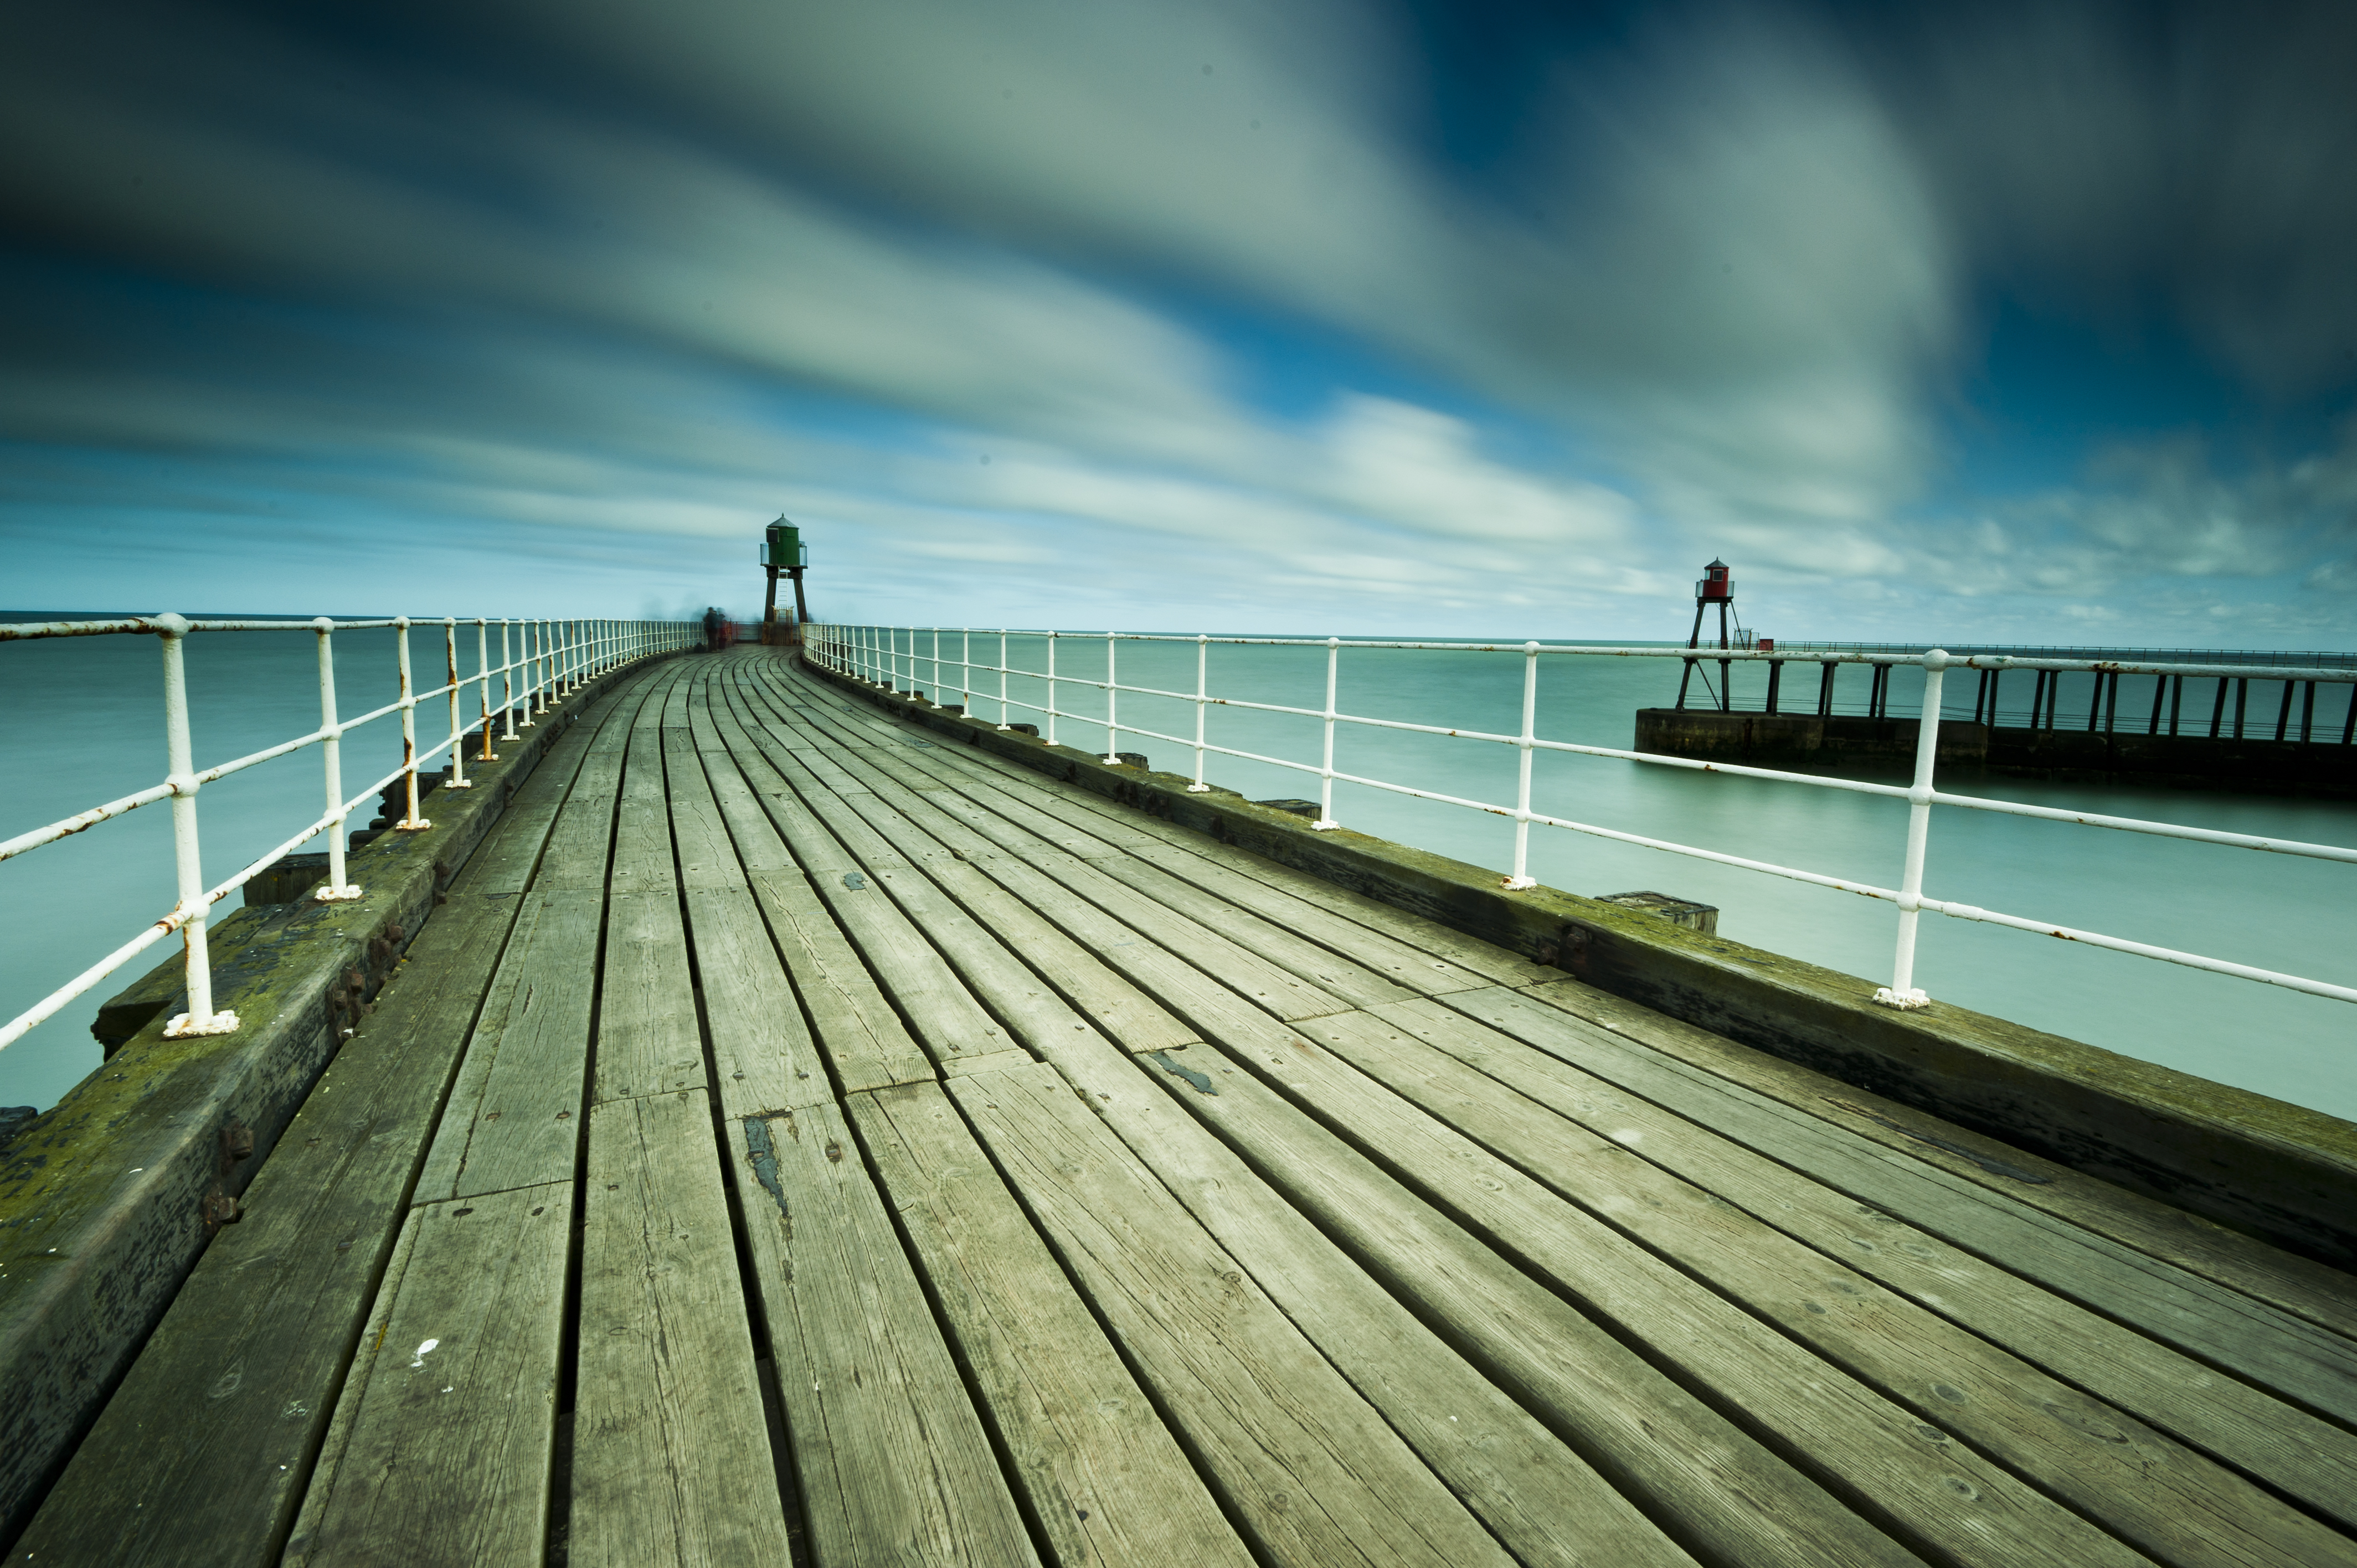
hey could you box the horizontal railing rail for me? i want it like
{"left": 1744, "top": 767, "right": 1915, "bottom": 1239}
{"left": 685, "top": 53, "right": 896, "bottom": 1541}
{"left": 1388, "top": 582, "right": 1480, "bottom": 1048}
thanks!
{"left": 1, "top": 615, "right": 698, "bottom": 1055}
{"left": 807, "top": 624, "right": 2357, "bottom": 1014}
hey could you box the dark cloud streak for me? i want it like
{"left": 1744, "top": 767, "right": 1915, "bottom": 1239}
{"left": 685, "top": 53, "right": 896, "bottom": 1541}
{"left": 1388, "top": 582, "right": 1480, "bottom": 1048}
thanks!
{"left": 1, "top": 0, "right": 2352, "bottom": 640}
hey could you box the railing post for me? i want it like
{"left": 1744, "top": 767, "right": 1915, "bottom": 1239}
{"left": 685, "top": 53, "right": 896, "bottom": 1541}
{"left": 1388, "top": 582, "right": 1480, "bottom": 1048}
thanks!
{"left": 1187, "top": 633, "right": 1211, "bottom": 792}
{"left": 1047, "top": 631, "right": 1058, "bottom": 746}
{"left": 1876, "top": 649, "right": 1947, "bottom": 1009}
{"left": 444, "top": 618, "right": 471, "bottom": 789}
{"left": 997, "top": 628, "right": 1010, "bottom": 728}
{"left": 477, "top": 618, "right": 497, "bottom": 761}
{"left": 501, "top": 620, "right": 518, "bottom": 740}
{"left": 1505, "top": 641, "right": 1540, "bottom": 888}
{"left": 395, "top": 617, "right": 431, "bottom": 831}
{"left": 1313, "top": 637, "right": 1341, "bottom": 830}
{"left": 156, "top": 614, "right": 239, "bottom": 1038}
{"left": 523, "top": 620, "right": 539, "bottom": 723}
{"left": 933, "top": 626, "right": 941, "bottom": 700}
{"left": 315, "top": 618, "right": 362, "bottom": 901}
{"left": 961, "top": 627, "right": 971, "bottom": 710}
{"left": 1101, "top": 631, "right": 1121, "bottom": 762}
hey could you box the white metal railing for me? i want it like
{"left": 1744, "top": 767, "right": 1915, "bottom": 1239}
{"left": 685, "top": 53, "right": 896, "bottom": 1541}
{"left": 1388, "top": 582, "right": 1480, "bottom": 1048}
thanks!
{"left": 0, "top": 615, "right": 696, "bottom": 1053}
{"left": 806, "top": 625, "right": 2357, "bottom": 1013}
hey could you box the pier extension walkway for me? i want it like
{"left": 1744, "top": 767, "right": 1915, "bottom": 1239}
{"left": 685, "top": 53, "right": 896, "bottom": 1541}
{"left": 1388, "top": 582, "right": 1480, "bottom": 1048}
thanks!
{"left": 19, "top": 649, "right": 2357, "bottom": 1567}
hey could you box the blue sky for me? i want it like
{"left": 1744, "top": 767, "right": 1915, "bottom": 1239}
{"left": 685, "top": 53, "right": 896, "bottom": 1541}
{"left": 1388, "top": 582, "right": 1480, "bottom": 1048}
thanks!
{"left": 3, "top": 0, "right": 2354, "bottom": 645}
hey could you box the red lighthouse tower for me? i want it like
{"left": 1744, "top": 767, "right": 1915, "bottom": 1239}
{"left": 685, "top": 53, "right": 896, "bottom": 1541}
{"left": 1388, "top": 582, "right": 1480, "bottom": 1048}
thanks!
{"left": 1676, "top": 559, "right": 1736, "bottom": 710}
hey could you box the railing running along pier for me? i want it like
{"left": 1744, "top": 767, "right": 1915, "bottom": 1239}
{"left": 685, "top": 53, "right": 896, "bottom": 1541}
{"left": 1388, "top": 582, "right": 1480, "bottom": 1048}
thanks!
{"left": 810, "top": 624, "right": 2357, "bottom": 1014}
{"left": 0, "top": 615, "right": 695, "bottom": 1053}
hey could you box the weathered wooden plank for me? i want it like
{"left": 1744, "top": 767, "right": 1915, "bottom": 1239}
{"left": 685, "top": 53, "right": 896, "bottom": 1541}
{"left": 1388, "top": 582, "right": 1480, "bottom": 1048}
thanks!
{"left": 284, "top": 1201, "right": 422, "bottom": 1564}
{"left": 785, "top": 746, "right": 876, "bottom": 797}
{"left": 754, "top": 744, "right": 966, "bottom": 873}
{"left": 415, "top": 888, "right": 602, "bottom": 1202}
{"left": 284, "top": 1184, "right": 572, "bottom": 1565}
{"left": 1317, "top": 1004, "right": 2351, "bottom": 1564}
{"left": 900, "top": 744, "right": 1511, "bottom": 996}
{"left": 848, "top": 1081, "right": 1253, "bottom": 1568}
{"left": 685, "top": 888, "right": 831, "bottom": 1115}
{"left": 739, "top": 741, "right": 1199, "bottom": 1061}
{"left": 947, "top": 1063, "right": 1519, "bottom": 1568}
{"left": 887, "top": 750, "right": 1155, "bottom": 857}
{"left": 594, "top": 726, "right": 705, "bottom": 1105}
{"left": 694, "top": 721, "right": 933, "bottom": 1091}
{"left": 708, "top": 713, "right": 1007, "bottom": 1069}
{"left": 731, "top": 1098, "right": 1040, "bottom": 1567}
{"left": 870, "top": 857, "right": 1198, "bottom": 1057}
{"left": 845, "top": 744, "right": 1448, "bottom": 1012}
{"left": 423, "top": 682, "right": 643, "bottom": 1190}
{"left": 783, "top": 756, "right": 1310, "bottom": 1059}
{"left": 570, "top": 1088, "right": 790, "bottom": 1565}
{"left": 668, "top": 756, "right": 745, "bottom": 895}
{"left": 1516, "top": 974, "right": 2357, "bottom": 1344}
{"left": 871, "top": 778, "right": 1361, "bottom": 1024}
{"left": 1090, "top": 1038, "right": 1911, "bottom": 1568}
{"left": 797, "top": 671, "right": 1561, "bottom": 990}
{"left": 1180, "top": 1018, "right": 2142, "bottom": 1568}
{"left": 12, "top": 675, "right": 637, "bottom": 1568}
{"left": 937, "top": 1045, "right": 1038, "bottom": 1077}
{"left": 1451, "top": 983, "right": 2357, "bottom": 1430}
{"left": 908, "top": 862, "right": 1911, "bottom": 1568}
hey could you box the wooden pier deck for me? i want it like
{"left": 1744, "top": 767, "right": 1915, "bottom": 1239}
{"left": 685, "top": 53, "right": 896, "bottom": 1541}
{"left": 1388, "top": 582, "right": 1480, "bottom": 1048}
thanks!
{"left": 18, "top": 649, "right": 2357, "bottom": 1566}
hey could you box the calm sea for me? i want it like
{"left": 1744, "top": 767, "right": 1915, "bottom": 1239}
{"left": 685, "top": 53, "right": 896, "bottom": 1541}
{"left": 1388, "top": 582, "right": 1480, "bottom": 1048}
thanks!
{"left": 6, "top": 617, "right": 2353, "bottom": 1122}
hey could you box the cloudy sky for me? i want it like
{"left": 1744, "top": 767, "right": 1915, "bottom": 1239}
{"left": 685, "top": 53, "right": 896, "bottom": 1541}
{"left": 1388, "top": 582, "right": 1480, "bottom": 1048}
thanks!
{"left": 3, "top": 0, "right": 2355, "bottom": 644}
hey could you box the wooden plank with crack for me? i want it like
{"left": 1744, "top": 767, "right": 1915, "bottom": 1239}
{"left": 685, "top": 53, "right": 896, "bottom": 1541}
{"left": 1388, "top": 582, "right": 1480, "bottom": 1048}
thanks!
{"left": 771, "top": 755, "right": 1270, "bottom": 1058}
{"left": 732, "top": 1097, "right": 1039, "bottom": 1568}
{"left": 570, "top": 1088, "right": 791, "bottom": 1565}
{"left": 416, "top": 668, "right": 680, "bottom": 1198}
{"left": 1095, "top": 1039, "right": 1912, "bottom": 1568}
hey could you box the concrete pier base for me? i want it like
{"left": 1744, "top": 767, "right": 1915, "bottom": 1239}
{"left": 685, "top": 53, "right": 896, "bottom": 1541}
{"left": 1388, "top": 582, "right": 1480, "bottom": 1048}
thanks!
{"left": 1635, "top": 709, "right": 1987, "bottom": 769}
{"left": 1635, "top": 707, "right": 2357, "bottom": 796}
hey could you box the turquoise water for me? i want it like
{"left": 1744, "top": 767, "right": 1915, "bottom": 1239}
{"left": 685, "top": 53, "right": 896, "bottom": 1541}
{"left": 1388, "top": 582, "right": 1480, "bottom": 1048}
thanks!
{"left": 1, "top": 615, "right": 476, "bottom": 1112}
{"left": 6, "top": 622, "right": 2353, "bottom": 1122}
